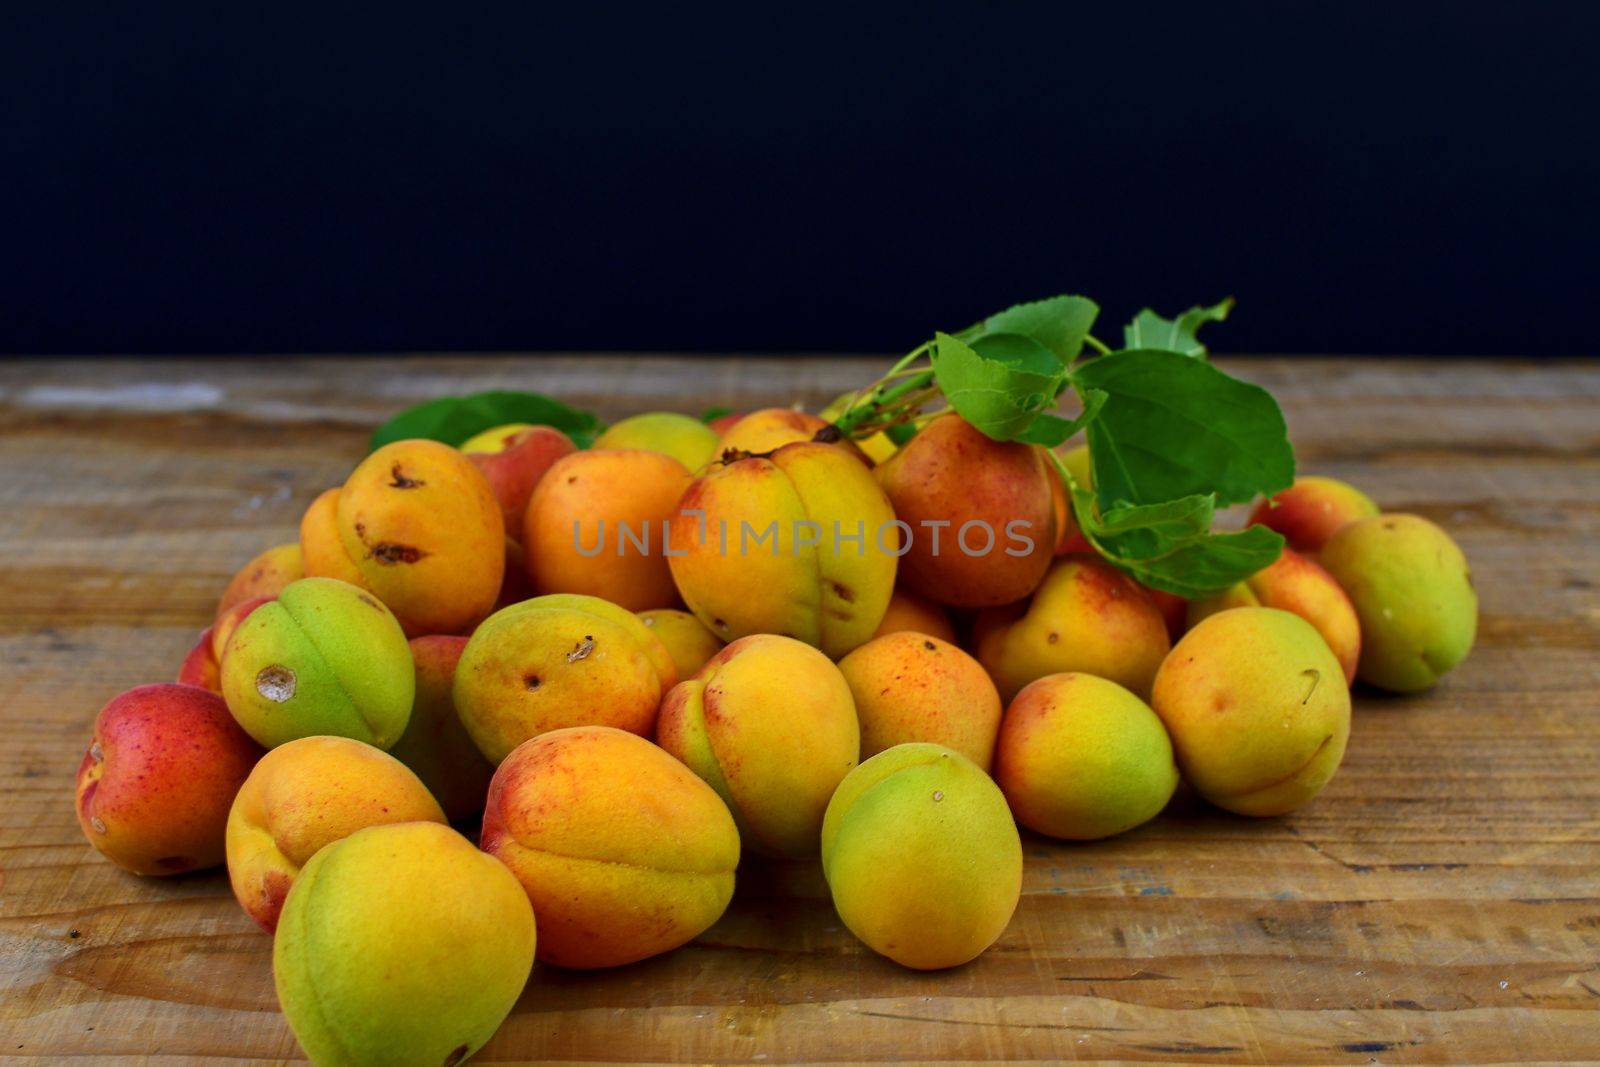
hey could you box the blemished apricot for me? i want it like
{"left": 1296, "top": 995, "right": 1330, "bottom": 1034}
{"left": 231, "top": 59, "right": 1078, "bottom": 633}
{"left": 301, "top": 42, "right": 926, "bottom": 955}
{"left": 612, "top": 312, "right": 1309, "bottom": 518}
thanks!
{"left": 481, "top": 726, "right": 740, "bottom": 968}
{"left": 226, "top": 735, "right": 445, "bottom": 932}
{"left": 657, "top": 634, "right": 860, "bottom": 857}
{"left": 875, "top": 414, "right": 1056, "bottom": 608}
{"left": 76, "top": 684, "right": 263, "bottom": 876}
{"left": 838, "top": 632, "right": 1002, "bottom": 769}
{"left": 822, "top": 744, "right": 1022, "bottom": 969}
{"left": 974, "top": 556, "right": 1171, "bottom": 702}
{"left": 1152, "top": 607, "right": 1351, "bottom": 816}
{"left": 523, "top": 449, "right": 689, "bottom": 611}
{"left": 667, "top": 441, "right": 897, "bottom": 658}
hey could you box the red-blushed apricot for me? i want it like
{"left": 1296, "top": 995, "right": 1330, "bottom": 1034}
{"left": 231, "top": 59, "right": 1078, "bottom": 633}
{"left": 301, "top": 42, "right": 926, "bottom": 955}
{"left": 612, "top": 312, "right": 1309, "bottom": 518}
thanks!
{"left": 637, "top": 608, "right": 724, "bottom": 680}
{"left": 493, "top": 537, "right": 536, "bottom": 610}
{"left": 1152, "top": 608, "right": 1351, "bottom": 816}
{"left": 1142, "top": 585, "right": 1189, "bottom": 643}
{"left": 336, "top": 440, "right": 505, "bottom": 636}
{"left": 838, "top": 633, "right": 1002, "bottom": 769}
{"left": 215, "top": 543, "right": 303, "bottom": 625}
{"left": 481, "top": 726, "right": 740, "bottom": 968}
{"left": 870, "top": 587, "right": 958, "bottom": 643}
{"left": 523, "top": 449, "right": 689, "bottom": 611}
{"left": 211, "top": 595, "right": 271, "bottom": 662}
{"left": 388, "top": 636, "right": 494, "bottom": 821}
{"left": 225, "top": 735, "right": 445, "bottom": 932}
{"left": 658, "top": 634, "right": 860, "bottom": 858}
{"left": 593, "top": 412, "right": 721, "bottom": 471}
{"left": 875, "top": 414, "right": 1056, "bottom": 608}
{"left": 974, "top": 556, "right": 1171, "bottom": 702}
{"left": 821, "top": 744, "right": 1021, "bottom": 969}
{"left": 299, "top": 487, "right": 372, "bottom": 591}
{"left": 1248, "top": 475, "right": 1379, "bottom": 555}
{"left": 466, "top": 424, "right": 576, "bottom": 534}
{"left": 459, "top": 422, "right": 538, "bottom": 454}
{"left": 716, "top": 407, "right": 829, "bottom": 456}
{"left": 667, "top": 441, "right": 898, "bottom": 658}
{"left": 76, "top": 684, "right": 263, "bottom": 876}
{"left": 1321, "top": 514, "right": 1477, "bottom": 692}
{"left": 176, "top": 626, "right": 221, "bottom": 693}
{"left": 994, "top": 673, "right": 1178, "bottom": 840}
{"left": 274, "top": 822, "right": 535, "bottom": 1067}
{"left": 454, "top": 594, "right": 677, "bottom": 763}
{"left": 1188, "top": 548, "right": 1361, "bottom": 684}
{"left": 220, "top": 577, "right": 415, "bottom": 750}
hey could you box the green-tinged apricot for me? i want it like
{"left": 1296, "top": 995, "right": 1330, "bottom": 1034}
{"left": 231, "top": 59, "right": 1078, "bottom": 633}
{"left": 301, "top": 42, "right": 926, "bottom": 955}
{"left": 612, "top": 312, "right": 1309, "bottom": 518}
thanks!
{"left": 1321, "top": 513, "right": 1477, "bottom": 691}
{"left": 1189, "top": 548, "right": 1362, "bottom": 684}
{"left": 839, "top": 633, "right": 1002, "bottom": 769}
{"left": 459, "top": 422, "right": 538, "bottom": 454}
{"left": 993, "top": 673, "right": 1177, "bottom": 840}
{"left": 215, "top": 542, "right": 303, "bottom": 624}
{"left": 593, "top": 412, "right": 721, "bottom": 471}
{"left": 226, "top": 736, "right": 446, "bottom": 932}
{"left": 274, "top": 822, "right": 535, "bottom": 1067}
{"left": 974, "top": 556, "right": 1171, "bottom": 702}
{"left": 668, "top": 441, "right": 897, "bottom": 658}
{"left": 1152, "top": 608, "right": 1351, "bottom": 816}
{"left": 875, "top": 414, "right": 1057, "bottom": 608}
{"left": 336, "top": 440, "right": 505, "bottom": 636}
{"left": 212, "top": 595, "right": 271, "bottom": 661}
{"left": 638, "top": 608, "right": 724, "bottom": 679}
{"left": 482, "top": 726, "right": 740, "bottom": 968}
{"left": 657, "top": 634, "right": 859, "bottom": 858}
{"left": 821, "top": 744, "right": 1021, "bottom": 970}
{"left": 76, "top": 684, "right": 263, "bottom": 876}
{"left": 523, "top": 449, "right": 689, "bottom": 611}
{"left": 870, "top": 587, "right": 957, "bottom": 643}
{"left": 388, "top": 636, "right": 494, "bottom": 822}
{"left": 455, "top": 594, "right": 676, "bottom": 763}
{"left": 1248, "top": 475, "right": 1379, "bottom": 554}
{"left": 220, "top": 577, "right": 414, "bottom": 750}
{"left": 467, "top": 425, "right": 576, "bottom": 534}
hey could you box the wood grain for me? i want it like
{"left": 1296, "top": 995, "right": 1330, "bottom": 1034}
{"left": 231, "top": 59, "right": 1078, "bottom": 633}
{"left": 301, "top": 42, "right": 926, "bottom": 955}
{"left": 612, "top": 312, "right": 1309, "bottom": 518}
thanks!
{"left": 1, "top": 355, "right": 1597, "bottom": 1064}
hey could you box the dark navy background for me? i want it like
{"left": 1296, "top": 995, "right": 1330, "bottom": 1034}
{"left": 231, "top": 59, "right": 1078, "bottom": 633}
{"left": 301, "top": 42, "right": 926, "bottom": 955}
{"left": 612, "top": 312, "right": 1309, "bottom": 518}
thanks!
{"left": 4, "top": 5, "right": 1596, "bottom": 356}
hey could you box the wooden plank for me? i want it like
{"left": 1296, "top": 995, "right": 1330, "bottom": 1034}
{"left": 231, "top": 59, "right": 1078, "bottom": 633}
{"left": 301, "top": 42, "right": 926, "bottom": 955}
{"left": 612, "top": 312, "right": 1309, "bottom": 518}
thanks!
{"left": 1, "top": 356, "right": 1597, "bottom": 1064}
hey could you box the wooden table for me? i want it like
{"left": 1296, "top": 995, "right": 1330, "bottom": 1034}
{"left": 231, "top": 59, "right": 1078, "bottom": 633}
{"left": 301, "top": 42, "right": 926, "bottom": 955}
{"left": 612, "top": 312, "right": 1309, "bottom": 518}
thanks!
{"left": 3, "top": 355, "right": 1597, "bottom": 1064}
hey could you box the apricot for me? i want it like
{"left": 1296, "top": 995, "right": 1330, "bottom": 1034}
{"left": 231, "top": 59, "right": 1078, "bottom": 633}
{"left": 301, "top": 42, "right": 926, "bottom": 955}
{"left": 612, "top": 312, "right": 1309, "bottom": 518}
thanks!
{"left": 870, "top": 587, "right": 957, "bottom": 643}
{"left": 215, "top": 542, "right": 303, "bottom": 624}
{"left": 482, "top": 726, "right": 740, "bottom": 968}
{"left": 838, "top": 633, "right": 1002, "bottom": 769}
{"left": 638, "top": 608, "right": 724, "bottom": 679}
{"left": 176, "top": 626, "right": 221, "bottom": 693}
{"left": 75, "top": 684, "right": 262, "bottom": 876}
{"left": 220, "top": 577, "right": 414, "bottom": 750}
{"left": 211, "top": 594, "right": 270, "bottom": 662}
{"left": 875, "top": 414, "right": 1056, "bottom": 608}
{"left": 274, "top": 822, "right": 535, "bottom": 1067}
{"left": 1321, "top": 514, "right": 1477, "bottom": 691}
{"left": 658, "top": 634, "right": 859, "bottom": 857}
{"left": 993, "top": 673, "right": 1178, "bottom": 840}
{"left": 1142, "top": 585, "right": 1189, "bottom": 643}
{"left": 493, "top": 537, "right": 536, "bottom": 610}
{"left": 455, "top": 594, "right": 677, "bottom": 763}
{"left": 336, "top": 439, "right": 505, "bottom": 636}
{"left": 299, "top": 487, "right": 372, "bottom": 590}
{"left": 523, "top": 449, "right": 689, "bottom": 611}
{"left": 716, "top": 407, "right": 829, "bottom": 455}
{"left": 226, "top": 736, "right": 446, "bottom": 932}
{"left": 821, "top": 744, "right": 1021, "bottom": 970}
{"left": 388, "top": 636, "right": 494, "bottom": 821}
{"left": 1249, "top": 475, "right": 1379, "bottom": 554}
{"left": 593, "top": 411, "right": 721, "bottom": 471}
{"left": 459, "top": 421, "right": 538, "bottom": 453}
{"left": 668, "top": 440, "right": 897, "bottom": 658}
{"left": 467, "top": 424, "right": 576, "bottom": 534}
{"left": 974, "top": 556, "right": 1171, "bottom": 702}
{"left": 1152, "top": 607, "right": 1351, "bottom": 816}
{"left": 1188, "top": 548, "right": 1361, "bottom": 684}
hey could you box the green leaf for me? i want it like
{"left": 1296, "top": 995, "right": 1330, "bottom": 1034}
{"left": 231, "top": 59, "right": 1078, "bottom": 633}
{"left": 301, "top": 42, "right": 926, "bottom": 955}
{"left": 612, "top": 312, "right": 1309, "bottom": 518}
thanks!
{"left": 369, "top": 391, "right": 603, "bottom": 452}
{"left": 1073, "top": 349, "right": 1293, "bottom": 510}
{"left": 1011, "top": 388, "right": 1107, "bottom": 447}
{"left": 700, "top": 406, "right": 733, "bottom": 424}
{"left": 961, "top": 294, "right": 1100, "bottom": 364}
{"left": 928, "top": 331, "right": 1067, "bottom": 441}
{"left": 1123, "top": 297, "right": 1235, "bottom": 358}
{"left": 1112, "top": 525, "right": 1285, "bottom": 599}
